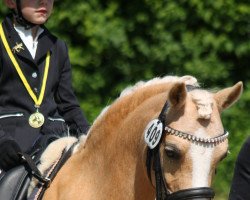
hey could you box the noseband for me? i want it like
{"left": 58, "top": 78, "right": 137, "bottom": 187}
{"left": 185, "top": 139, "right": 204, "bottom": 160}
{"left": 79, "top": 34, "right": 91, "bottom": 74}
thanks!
{"left": 145, "top": 85, "right": 228, "bottom": 200}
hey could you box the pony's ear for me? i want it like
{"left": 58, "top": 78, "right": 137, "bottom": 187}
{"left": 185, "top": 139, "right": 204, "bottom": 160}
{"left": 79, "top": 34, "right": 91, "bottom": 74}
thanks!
{"left": 214, "top": 81, "right": 243, "bottom": 112}
{"left": 168, "top": 82, "right": 187, "bottom": 108}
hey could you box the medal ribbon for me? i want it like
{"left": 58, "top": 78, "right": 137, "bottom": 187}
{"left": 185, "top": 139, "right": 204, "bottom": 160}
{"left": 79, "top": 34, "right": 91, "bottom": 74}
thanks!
{"left": 0, "top": 23, "right": 50, "bottom": 108}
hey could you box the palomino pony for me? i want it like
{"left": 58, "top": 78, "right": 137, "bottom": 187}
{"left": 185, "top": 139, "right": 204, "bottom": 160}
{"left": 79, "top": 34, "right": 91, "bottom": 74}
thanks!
{"left": 33, "top": 75, "right": 242, "bottom": 200}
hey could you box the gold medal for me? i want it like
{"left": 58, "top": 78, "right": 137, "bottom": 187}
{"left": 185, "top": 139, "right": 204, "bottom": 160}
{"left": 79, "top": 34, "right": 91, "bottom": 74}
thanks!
{"left": 29, "top": 112, "right": 45, "bottom": 128}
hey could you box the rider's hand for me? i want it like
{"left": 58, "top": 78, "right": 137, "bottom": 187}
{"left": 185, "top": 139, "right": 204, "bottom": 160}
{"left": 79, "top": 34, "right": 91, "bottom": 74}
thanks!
{"left": 0, "top": 139, "right": 22, "bottom": 171}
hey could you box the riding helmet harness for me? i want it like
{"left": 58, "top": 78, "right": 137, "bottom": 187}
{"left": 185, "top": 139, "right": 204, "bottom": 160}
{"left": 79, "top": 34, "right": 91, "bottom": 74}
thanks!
{"left": 12, "top": 0, "right": 41, "bottom": 29}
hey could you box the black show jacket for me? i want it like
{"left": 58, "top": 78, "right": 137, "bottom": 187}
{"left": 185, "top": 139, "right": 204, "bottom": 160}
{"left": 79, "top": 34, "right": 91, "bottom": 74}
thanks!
{"left": 0, "top": 15, "right": 89, "bottom": 152}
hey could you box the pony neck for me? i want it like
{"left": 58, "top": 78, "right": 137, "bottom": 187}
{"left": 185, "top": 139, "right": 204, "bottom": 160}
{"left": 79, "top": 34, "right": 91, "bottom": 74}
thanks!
{"left": 82, "top": 82, "right": 175, "bottom": 154}
{"left": 73, "top": 83, "right": 174, "bottom": 196}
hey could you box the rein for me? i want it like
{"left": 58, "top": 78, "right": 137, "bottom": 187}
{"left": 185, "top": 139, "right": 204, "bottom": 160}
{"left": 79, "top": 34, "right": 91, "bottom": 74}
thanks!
{"left": 145, "top": 94, "right": 170, "bottom": 200}
{"left": 23, "top": 142, "right": 77, "bottom": 200}
{"left": 148, "top": 98, "right": 169, "bottom": 199}
{"left": 145, "top": 85, "right": 217, "bottom": 200}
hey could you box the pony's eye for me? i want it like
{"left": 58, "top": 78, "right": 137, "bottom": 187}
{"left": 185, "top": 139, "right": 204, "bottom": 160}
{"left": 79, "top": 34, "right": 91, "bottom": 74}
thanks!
{"left": 165, "top": 146, "right": 180, "bottom": 160}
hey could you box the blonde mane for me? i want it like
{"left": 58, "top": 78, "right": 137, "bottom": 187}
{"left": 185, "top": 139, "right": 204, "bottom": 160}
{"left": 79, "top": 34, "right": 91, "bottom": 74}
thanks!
{"left": 96, "top": 75, "right": 199, "bottom": 119}
{"left": 86, "top": 75, "right": 198, "bottom": 137}
{"left": 120, "top": 75, "right": 199, "bottom": 97}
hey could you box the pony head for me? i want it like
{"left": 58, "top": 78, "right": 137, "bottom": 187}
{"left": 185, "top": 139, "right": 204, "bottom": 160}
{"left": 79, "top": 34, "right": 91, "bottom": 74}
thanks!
{"left": 147, "top": 81, "right": 243, "bottom": 199}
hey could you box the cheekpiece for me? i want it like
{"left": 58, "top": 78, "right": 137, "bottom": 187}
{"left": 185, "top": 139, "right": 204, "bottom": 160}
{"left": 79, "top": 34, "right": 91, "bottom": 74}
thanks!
{"left": 165, "top": 126, "right": 229, "bottom": 145}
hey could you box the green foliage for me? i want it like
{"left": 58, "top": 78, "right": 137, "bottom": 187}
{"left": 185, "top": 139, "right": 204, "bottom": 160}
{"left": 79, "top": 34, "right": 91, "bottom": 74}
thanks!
{"left": 1, "top": 0, "right": 250, "bottom": 198}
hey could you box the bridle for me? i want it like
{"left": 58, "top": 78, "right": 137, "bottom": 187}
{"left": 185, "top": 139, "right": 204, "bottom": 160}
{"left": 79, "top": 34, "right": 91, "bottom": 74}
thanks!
{"left": 144, "top": 85, "right": 228, "bottom": 200}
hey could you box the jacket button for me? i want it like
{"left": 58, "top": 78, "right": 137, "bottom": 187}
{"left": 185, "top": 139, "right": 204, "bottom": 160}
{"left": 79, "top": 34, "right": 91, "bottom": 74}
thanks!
{"left": 32, "top": 72, "right": 37, "bottom": 78}
{"left": 34, "top": 88, "right": 38, "bottom": 93}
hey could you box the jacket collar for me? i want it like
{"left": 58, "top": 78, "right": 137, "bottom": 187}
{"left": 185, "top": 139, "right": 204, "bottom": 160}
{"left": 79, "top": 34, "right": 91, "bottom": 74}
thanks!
{"left": 35, "top": 26, "right": 56, "bottom": 63}
{"left": 2, "top": 15, "right": 57, "bottom": 66}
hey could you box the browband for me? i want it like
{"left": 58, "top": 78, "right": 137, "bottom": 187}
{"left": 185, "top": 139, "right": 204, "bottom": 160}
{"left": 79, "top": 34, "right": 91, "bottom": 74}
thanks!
{"left": 165, "top": 126, "right": 229, "bottom": 145}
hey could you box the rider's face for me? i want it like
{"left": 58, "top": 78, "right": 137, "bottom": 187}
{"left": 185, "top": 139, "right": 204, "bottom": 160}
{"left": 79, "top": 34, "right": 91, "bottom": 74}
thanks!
{"left": 20, "top": 0, "right": 54, "bottom": 25}
{"left": 4, "top": 0, "right": 54, "bottom": 25}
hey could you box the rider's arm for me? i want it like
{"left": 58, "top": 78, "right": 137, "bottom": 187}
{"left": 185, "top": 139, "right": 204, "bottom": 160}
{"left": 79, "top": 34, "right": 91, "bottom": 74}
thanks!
{"left": 54, "top": 41, "right": 89, "bottom": 137}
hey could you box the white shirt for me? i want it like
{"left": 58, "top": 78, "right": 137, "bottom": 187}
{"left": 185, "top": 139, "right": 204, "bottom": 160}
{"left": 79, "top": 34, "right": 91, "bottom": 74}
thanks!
{"left": 14, "top": 25, "right": 44, "bottom": 59}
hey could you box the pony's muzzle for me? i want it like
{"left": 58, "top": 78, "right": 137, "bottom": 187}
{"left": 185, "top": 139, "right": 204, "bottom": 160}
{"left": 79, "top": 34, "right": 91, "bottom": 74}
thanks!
{"left": 166, "top": 187, "right": 215, "bottom": 200}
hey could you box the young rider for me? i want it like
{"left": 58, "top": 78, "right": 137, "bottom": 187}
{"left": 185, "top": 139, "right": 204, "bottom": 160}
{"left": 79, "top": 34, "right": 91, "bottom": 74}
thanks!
{"left": 0, "top": 0, "right": 89, "bottom": 172}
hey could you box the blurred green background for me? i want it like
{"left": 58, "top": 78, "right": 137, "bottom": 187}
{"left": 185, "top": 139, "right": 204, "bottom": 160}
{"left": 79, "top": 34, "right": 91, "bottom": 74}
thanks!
{"left": 1, "top": 0, "right": 249, "bottom": 199}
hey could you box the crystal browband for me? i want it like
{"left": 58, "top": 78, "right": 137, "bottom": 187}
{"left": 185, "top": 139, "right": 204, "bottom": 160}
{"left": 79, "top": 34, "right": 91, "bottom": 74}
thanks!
{"left": 165, "top": 126, "right": 229, "bottom": 144}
